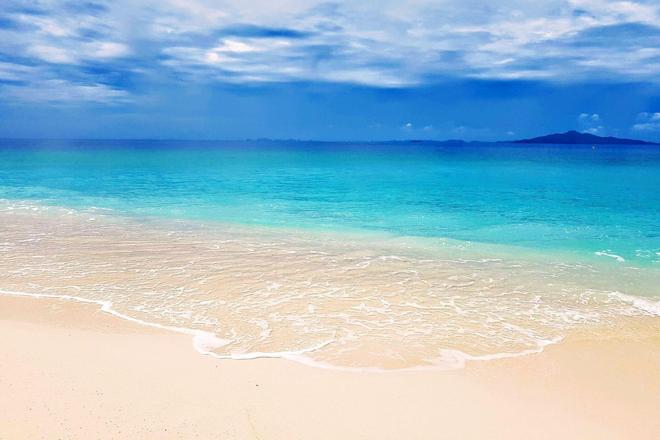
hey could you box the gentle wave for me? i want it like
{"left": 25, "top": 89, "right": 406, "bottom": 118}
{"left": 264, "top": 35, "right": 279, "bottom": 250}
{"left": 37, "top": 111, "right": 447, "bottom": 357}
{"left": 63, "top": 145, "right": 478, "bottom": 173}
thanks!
{"left": 595, "top": 251, "right": 626, "bottom": 263}
{"left": 1, "top": 201, "right": 659, "bottom": 371}
{"left": 610, "top": 291, "right": 660, "bottom": 316}
{"left": 0, "top": 288, "right": 568, "bottom": 372}
{"left": 5, "top": 286, "right": 658, "bottom": 373}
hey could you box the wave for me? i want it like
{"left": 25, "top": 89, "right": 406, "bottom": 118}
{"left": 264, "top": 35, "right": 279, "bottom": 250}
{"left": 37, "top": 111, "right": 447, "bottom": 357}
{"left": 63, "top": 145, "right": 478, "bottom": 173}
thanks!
{"left": 595, "top": 251, "right": 626, "bottom": 263}
{"left": 1, "top": 201, "right": 659, "bottom": 372}
{"left": 2, "top": 287, "right": 658, "bottom": 373}
{"left": 610, "top": 291, "right": 660, "bottom": 316}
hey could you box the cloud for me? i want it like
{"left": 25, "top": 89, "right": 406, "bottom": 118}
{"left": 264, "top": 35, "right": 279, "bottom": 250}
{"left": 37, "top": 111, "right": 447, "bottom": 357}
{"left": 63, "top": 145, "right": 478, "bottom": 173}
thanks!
{"left": 0, "top": 0, "right": 660, "bottom": 103}
{"left": 0, "top": 57, "right": 130, "bottom": 104}
{"left": 27, "top": 40, "right": 130, "bottom": 65}
{"left": 28, "top": 45, "right": 77, "bottom": 63}
{"left": 0, "top": 60, "right": 37, "bottom": 82}
{"left": 3, "top": 78, "right": 130, "bottom": 103}
{"left": 578, "top": 112, "right": 604, "bottom": 134}
{"left": 579, "top": 113, "right": 600, "bottom": 121}
{"left": 632, "top": 112, "right": 660, "bottom": 132}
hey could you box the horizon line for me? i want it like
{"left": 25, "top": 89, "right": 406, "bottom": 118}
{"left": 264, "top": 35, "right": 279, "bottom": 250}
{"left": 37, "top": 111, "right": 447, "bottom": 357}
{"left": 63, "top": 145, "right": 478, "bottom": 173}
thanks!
{"left": 0, "top": 132, "right": 658, "bottom": 145}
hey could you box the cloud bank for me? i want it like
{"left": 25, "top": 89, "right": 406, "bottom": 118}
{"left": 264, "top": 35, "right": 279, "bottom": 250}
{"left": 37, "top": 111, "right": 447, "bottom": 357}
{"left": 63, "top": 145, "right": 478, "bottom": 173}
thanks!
{"left": 1, "top": 0, "right": 660, "bottom": 104}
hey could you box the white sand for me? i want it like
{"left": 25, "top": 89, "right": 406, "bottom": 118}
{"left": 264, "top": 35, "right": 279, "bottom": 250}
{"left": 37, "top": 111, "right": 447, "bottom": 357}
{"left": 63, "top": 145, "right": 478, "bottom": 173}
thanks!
{"left": 1, "top": 295, "right": 659, "bottom": 439}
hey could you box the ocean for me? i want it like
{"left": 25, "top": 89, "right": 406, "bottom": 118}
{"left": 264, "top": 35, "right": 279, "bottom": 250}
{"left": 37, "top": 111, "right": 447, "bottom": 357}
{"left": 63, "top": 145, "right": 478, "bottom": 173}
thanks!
{"left": 0, "top": 139, "right": 658, "bottom": 370}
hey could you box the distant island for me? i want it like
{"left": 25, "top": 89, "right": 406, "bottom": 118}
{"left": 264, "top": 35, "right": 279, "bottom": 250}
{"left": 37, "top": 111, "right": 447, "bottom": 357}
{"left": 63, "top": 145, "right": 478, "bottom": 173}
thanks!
{"left": 511, "top": 130, "right": 659, "bottom": 145}
{"left": 357, "top": 130, "right": 659, "bottom": 146}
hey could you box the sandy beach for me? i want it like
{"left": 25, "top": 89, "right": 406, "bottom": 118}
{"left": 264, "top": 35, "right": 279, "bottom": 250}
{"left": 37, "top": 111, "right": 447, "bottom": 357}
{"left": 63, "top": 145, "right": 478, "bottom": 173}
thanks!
{"left": 1, "top": 294, "right": 658, "bottom": 440}
{"left": 2, "top": 0, "right": 659, "bottom": 437}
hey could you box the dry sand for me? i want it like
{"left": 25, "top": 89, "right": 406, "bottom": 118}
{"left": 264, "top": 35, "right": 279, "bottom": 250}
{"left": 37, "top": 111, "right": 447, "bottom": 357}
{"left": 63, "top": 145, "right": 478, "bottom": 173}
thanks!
{"left": 1, "top": 294, "right": 658, "bottom": 439}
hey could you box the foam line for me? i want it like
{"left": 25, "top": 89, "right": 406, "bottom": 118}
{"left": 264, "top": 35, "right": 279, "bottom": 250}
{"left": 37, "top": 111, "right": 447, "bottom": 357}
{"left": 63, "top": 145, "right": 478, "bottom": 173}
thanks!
{"left": 610, "top": 291, "right": 660, "bottom": 316}
{"left": 594, "top": 251, "right": 626, "bottom": 263}
{"left": 0, "top": 289, "right": 337, "bottom": 369}
{"left": 0, "top": 288, "right": 603, "bottom": 373}
{"left": 0, "top": 289, "right": 230, "bottom": 356}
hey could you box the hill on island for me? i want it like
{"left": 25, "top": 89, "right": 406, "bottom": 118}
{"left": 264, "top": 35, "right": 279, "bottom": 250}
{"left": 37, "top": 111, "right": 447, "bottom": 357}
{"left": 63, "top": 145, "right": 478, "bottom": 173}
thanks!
{"left": 511, "top": 130, "right": 659, "bottom": 145}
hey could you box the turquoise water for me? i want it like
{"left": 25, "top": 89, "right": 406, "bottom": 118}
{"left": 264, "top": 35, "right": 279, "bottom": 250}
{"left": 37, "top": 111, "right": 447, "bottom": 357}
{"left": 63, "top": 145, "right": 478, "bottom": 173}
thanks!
{"left": 1, "top": 139, "right": 659, "bottom": 266}
{"left": 1, "top": 138, "right": 659, "bottom": 369}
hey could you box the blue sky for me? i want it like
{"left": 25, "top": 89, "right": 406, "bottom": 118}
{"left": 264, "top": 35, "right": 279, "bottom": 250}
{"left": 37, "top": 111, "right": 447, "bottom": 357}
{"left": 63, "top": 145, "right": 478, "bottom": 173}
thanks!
{"left": 1, "top": 0, "right": 659, "bottom": 141}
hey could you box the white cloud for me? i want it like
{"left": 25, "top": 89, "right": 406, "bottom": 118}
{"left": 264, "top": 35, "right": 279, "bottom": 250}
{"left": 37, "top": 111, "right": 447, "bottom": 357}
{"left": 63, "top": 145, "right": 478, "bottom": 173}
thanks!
{"left": 147, "top": 0, "right": 660, "bottom": 84}
{"left": 0, "top": 61, "right": 38, "bottom": 81}
{"left": 28, "top": 45, "right": 78, "bottom": 64}
{"left": 1, "top": 0, "right": 660, "bottom": 101}
{"left": 578, "top": 113, "right": 604, "bottom": 134}
{"left": 632, "top": 112, "right": 660, "bottom": 132}
{"left": 27, "top": 41, "right": 130, "bottom": 65}
{"left": 579, "top": 113, "right": 600, "bottom": 122}
{"left": 93, "top": 42, "right": 131, "bottom": 59}
{"left": 2, "top": 79, "right": 130, "bottom": 104}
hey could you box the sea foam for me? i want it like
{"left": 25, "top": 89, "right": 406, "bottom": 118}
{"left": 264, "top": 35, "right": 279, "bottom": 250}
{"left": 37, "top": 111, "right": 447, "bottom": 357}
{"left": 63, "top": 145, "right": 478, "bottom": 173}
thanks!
{"left": 1, "top": 203, "right": 658, "bottom": 371}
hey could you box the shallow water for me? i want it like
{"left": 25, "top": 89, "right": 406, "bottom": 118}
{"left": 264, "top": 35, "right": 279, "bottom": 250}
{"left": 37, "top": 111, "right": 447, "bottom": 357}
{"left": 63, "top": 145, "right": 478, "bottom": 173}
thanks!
{"left": 0, "top": 140, "right": 658, "bottom": 370}
{"left": 0, "top": 202, "right": 657, "bottom": 370}
{"left": 1, "top": 139, "right": 658, "bottom": 265}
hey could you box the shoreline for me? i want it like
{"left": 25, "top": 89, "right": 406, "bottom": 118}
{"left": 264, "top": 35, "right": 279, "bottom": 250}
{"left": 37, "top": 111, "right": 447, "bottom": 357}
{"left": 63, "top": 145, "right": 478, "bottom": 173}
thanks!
{"left": 3, "top": 287, "right": 658, "bottom": 374}
{"left": 1, "top": 202, "right": 659, "bottom": 371}
{"left": 0, "top": 288, "right": 561, "bottom": 373}
{"left": 3, "top": 198, "right": 659, "bottom": 270}
{"left": 2, "top": 294, "right": 659, "bottom": 439}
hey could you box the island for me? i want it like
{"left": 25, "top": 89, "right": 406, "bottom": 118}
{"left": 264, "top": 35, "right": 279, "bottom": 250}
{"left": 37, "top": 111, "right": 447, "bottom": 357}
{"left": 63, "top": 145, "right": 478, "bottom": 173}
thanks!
{"left": 511, "top": 130, "right": 659, "bottom": 145}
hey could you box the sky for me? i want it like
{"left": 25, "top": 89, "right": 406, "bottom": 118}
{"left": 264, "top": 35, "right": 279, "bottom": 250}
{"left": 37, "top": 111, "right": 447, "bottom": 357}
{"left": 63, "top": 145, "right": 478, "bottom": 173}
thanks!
{"left": 1, "top": 0, "right": 660, "bottom": 141}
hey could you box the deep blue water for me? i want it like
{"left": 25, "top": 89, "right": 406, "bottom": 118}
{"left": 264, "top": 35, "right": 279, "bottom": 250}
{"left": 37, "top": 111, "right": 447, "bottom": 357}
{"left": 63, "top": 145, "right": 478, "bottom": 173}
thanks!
{"left": 1, "top": 139, "right": 658, "bottom": 265}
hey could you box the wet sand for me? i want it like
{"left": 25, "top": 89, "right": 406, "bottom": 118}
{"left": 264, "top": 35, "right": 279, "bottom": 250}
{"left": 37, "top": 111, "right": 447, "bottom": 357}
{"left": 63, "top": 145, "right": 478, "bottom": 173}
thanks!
{"left": 1, "top": 294, "right": 658, "bottom": 439}
{"left": 3, "top": 205, "right": 659, "bottom": 371}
